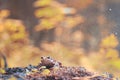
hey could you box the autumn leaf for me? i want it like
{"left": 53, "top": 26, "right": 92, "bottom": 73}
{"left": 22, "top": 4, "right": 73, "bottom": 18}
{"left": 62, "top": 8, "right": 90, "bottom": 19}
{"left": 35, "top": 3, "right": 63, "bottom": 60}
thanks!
{"left": 100, "top": 34, "right": 118, "bottom": 48}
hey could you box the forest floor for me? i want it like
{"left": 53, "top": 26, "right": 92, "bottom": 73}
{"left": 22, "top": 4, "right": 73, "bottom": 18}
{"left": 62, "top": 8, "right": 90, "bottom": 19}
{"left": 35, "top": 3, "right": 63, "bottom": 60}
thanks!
{"left": 0, "top": 56, "right": 117, "bottom": 80}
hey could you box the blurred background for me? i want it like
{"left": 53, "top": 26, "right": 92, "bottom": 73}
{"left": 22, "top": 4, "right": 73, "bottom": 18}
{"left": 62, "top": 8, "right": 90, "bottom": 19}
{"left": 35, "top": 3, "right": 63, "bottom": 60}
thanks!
{"left": 0, "top": 0, "right": 120, "bottom": 76}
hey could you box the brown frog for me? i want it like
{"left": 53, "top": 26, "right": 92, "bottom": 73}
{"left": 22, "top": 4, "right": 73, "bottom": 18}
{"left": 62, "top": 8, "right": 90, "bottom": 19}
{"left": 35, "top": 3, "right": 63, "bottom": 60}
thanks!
{"left": 40, "top": 56, "right": 62, "bottom": 69}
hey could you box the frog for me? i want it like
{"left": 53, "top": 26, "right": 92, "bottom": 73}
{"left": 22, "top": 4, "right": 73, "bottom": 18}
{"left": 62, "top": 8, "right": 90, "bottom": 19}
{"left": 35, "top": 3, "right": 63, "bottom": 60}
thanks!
{"left": 40, "top": 56, "right": 62, "bottom": 69}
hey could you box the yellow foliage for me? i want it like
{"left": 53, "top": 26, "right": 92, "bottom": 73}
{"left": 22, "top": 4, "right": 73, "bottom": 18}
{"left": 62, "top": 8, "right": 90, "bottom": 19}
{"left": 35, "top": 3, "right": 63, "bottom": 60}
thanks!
{"left": 0, "top": 10, "right": 10, "bottom": 18}
{"left": 100, "top": 34, "right": 118, "bottom": 48}
{"left": 106, "top": 49, "right": 119, "bottom": 59}
{"left": 109, "top": 59, "right": 120, "bottom": 69}
{"left": 34, "top": 0, "right": 65, "bottom": 31}
{"left": 35, "top": 7, "right": 61, "bottom": 18}
{"left": 64, "top": 15, "right": 84, "bottom": 28}
{"left": 95, "top": 33, "right": 120, "bottom": 74}
{"left": 5, "top": 20, "right": 25, "bottom": 32}
{"left": 0, "top": 12, "right": 40, "bottom": 67}
{"left": 0, "top": 1, "right": 83, "bottom": 69}
{"left": 34, "top": 0, "right": 84, "bottom": 32}
{"left": 0, "top": 20, "right": 27, "bottom": 43}
{"left": 34, "top": 0, "right": 52, "bottom": 7}
{"left": 40, "top": 19, "right": 55, "bottom": 28}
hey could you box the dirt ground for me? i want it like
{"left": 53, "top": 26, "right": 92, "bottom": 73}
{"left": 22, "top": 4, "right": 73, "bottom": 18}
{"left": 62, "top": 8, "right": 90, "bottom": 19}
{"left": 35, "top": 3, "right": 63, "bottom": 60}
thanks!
{"left": 0, "top": 56, "right": 116, "bottom": 80}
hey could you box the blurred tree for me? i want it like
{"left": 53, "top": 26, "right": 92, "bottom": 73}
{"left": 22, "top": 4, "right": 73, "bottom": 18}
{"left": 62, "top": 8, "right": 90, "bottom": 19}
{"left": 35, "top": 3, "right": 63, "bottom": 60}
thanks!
{"left": 65, "top": 0, "right": 93, "bottom": 10}
{"left": 0, "top": 54, "right": 7, "bottom": 69}
{"left": 0, "top": 0, "right": 119, "bottom": 52}
{"left": 0, "top": 0, "right": 42, "bottom": 46}
{"left": 0, "top": 0, "right": 87, "bottom": 48}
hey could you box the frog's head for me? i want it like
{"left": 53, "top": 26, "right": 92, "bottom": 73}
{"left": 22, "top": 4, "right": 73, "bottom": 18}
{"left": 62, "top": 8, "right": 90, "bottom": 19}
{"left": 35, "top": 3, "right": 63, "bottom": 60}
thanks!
{"left": 41, "top": 56, "right": 52, "bottom": 60}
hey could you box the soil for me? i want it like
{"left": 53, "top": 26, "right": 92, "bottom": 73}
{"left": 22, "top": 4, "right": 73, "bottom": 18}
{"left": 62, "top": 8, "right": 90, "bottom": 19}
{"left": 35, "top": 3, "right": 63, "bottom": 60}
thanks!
{"left": 0, "top": 56, "right": 115, "bottom": 80}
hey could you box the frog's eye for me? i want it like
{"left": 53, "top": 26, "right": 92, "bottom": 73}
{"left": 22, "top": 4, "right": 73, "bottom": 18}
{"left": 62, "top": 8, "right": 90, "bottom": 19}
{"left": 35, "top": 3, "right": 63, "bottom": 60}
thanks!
{"left": 47, "top": 56, "right": 50, "bottom": 59}
{"left": 41, "top": 57, "right": 44, "bottom": 59}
